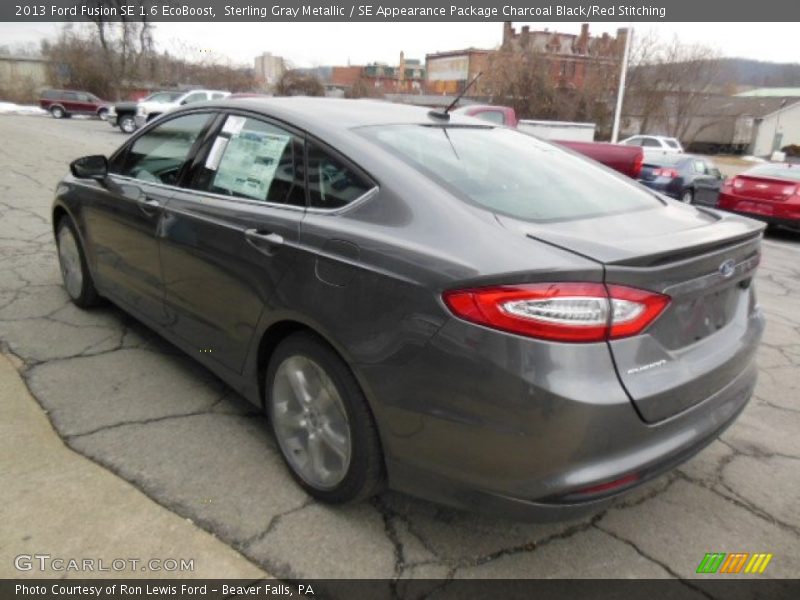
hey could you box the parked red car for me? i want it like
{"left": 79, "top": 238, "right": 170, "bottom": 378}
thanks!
{"left": 452, "top": 104, "right": 643, "bottom": 179}
{"left": 718, "top": 163, "right": 800, "bottom": 230}
{"left": 39, "top": 89, "right": 110, "bottom": 120}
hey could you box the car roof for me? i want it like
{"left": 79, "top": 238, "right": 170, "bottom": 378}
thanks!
{"left": 211, "top": 97, "right": 482, "bottom": 132}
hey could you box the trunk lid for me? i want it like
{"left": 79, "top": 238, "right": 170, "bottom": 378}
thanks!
{"left": 498, "top": 203, "right": 765, "bottom": 422}
{"left": 735, "top": 175, "right": 796, "bottom": 202}
{"left": 638, "top": 163, "right": 663, "bottom": 182}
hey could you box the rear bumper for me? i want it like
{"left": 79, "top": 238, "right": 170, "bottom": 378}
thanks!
{"left": 363, "top": 314, "right": 762, "bottom": 520}
{"left": 718, "top": 192, "right": 800, "bottom": 227}
{"left": 638, "top": 179, "right": 681, "bottom": 199}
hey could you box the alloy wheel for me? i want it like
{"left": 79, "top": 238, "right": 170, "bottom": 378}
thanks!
{"left": 119, "top": 116, "right": 136, "bottom": 134}
{"left": 271, "top": 355, "right": 352, "bottom": 490}
{"left": 57, "top": 224, "right": 84, "bottom": 300}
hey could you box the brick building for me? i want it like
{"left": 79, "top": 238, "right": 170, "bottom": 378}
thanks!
{"left": 500, "top": 22, "right": 627, "bottom": 90}
{"left": 425, "top": 49, "right": 489, "bottom": 95}
{"left": 328, "top": 52, "right": 425, "bottom": 95}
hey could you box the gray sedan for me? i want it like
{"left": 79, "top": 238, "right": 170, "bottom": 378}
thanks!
{"left": 52, "top": 98, "right": 765, "bottom": 519}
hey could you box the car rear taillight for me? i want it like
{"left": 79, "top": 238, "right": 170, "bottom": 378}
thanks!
{"left": 442, "top": 283, "right": 670, "bottom": 343}
{"left": 652, "top": 168, "right": 679, "bottom": 178}
{"left": 732, "top": 178, "right": 744, "bottom": 189}
{"left": 631, "top": 151, "right": 643, "bottom": 179}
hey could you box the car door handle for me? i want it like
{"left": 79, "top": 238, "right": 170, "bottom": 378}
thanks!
{"left": 244, "top": 229, "right": 284, "bottom": 254}
{"left": 137, "top": 196, "right": 161, "bottom": 215}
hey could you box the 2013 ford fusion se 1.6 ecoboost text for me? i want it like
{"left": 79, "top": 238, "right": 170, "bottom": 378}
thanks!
{"left": 52, "top": 98, "right": 765, "bottom": 519}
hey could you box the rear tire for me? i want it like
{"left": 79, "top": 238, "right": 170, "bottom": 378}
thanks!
{"left": 56, "top": 217, "right": 101, "bottom": 308}
{"left": 50, "top": 105, "right": 65, "bottom": 119}
{"left": 681, "top": 189, "right": 694, "bottom": 204}
{"left": 118, "top": 115, "right": 136, "bottom": 134}
{"left": 265, "top": 331, "right": 384, "bottom": 504}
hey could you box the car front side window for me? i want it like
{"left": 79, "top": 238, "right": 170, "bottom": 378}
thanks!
{"left": 191, "top": 115, "right": 305, "bottom": 206}
{"left": 182, "top": 92, "right": 208, "bottom": 105}
{"left": 114, "top": 113, "right": 212, "bottom": 186}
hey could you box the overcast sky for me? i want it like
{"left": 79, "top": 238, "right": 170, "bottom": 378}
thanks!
{"left": 0, "top": 22, "right": 797, "bottom": 67}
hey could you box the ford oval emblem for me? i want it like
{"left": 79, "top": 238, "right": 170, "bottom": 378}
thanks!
{"left": 719, "top": 259, "right": 736, "bottom": 279}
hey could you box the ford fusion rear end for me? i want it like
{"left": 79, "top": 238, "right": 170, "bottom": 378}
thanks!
{"left": 357, "top": 122, "right": 765, "bottom": 517}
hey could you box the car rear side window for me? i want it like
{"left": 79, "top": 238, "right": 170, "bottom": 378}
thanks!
{"left": 360, "top": 125, "right": 661, "bottom": 222}
{"left": 474, "top": 111, "right": 506, "bottom": 125}
{"left": 115, "top": 113, "right": 211, "bottom": 185}
{"left": 306, "top": 143, "right": 373, "bottom": 210}
{"left": 191, "top": 115, "right": 305, "bottom": 206}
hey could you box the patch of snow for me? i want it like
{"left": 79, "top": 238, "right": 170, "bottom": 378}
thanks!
{"left": 0, "top": 102, "right": 47, "bottom": 115}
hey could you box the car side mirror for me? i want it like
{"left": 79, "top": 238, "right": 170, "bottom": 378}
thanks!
{"left": 70, "top": 155, "right": 108, "bottom": 181}
{"left": 179, "top": 99, "right": 188, "bottom": 105}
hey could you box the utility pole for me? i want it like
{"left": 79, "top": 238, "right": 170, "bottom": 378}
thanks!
{"left": 611, "top": 27, "right": 633, "bottom": 143}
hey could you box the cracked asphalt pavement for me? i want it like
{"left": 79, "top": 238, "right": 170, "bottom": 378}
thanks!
{"left": 1, "top": 115, "right": 799, "bottom": 582}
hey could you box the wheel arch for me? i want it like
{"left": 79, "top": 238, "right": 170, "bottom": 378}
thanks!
{"left": 253, "top": 317, "right": 390, "bottom": 490}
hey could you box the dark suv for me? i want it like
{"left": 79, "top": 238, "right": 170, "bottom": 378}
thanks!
{"left": 39, "top": 89, "right": 110, "bottom": 120}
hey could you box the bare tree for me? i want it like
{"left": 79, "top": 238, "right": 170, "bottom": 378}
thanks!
{"left": 346, "top": 76, "right": 384, "bottom": 99}
{"left": 625, "top": 32, "right": 723, "bottom": 143}
{"left": 483, "top": 50, "right": 558, "bottom": 119}
{"left": 276, "top": 70, "right": 325, "bottom": 97}
{"left": 84, "top": 0, "right": 155, "bottom": 98}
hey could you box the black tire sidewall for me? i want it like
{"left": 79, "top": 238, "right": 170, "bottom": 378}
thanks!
{"left": 51, "top": 106, "right": 65, "bottom": 119}
{"left": 119, "top": 116, "right": 135, "bottom": 133}
{"left": 265, "top": 332, "right": 383, "bottom": 503}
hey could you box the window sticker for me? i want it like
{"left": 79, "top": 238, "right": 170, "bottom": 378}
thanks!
{"left": 221, "top": 115, "right": 246, "bottom": 136}
{"left": 204, "top": 136, "right": 229, "bottom": 171}
{"left": 213, "top": 129, "right": 291, "bottom": 200}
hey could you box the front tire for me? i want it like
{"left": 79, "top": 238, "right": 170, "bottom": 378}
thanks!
{"left": 97, "top": 108, "right": 109, "bottom": 121}
{"left": 266, "top": 332, "right": 384, "bottom": 503}
{"left": 56, "top": 218, "right": 101, "bottom": 308}
{"left": 681, "top": 189, "right": 694, "bottom": 204}
{"left": 118, "top": 115, "right": 136, "bottom": 134}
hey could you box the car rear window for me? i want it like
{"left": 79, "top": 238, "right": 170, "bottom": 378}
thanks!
{"left": 359, "top": 125, "right": 661, "bottom": 222}
{"left": 745, "top": 164, "right": 800, "bottom": 182}
{"left": 643, "top": 154, "right": 685, "bottom": 167}
{"left": 665, "top": 139, "right": 681, "bottom": 149}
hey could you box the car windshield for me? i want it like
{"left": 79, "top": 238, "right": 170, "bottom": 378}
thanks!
{"left": 146, "top": 92, "right": 182, "bottom": 103}
{"left": 359, "top": 125, "right": 661, "bottom": 222}
{"left": 665, "top": 139, "right": 681, "bottom": 149}
{"left": 745, "top": 164, "right": 800, "bottom": 182}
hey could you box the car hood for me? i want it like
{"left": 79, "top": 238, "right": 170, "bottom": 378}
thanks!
{"left": 496, "top": 202, "right": 764, "bottom": 267}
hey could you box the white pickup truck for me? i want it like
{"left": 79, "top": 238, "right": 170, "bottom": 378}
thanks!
{"left": 133, "top": 89, "right": 230, "bottom": 129}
